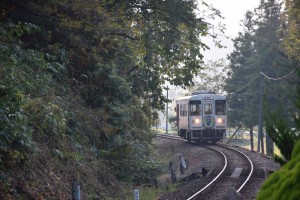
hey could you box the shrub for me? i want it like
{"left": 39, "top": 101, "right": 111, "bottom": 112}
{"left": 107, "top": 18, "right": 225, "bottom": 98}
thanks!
{"left": 257, "top": 139, "right": 300, "bottom": 200}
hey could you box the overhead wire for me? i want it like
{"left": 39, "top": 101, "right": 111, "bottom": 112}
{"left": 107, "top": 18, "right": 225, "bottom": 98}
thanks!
{"left": 228, "top": 73, "right": 260, "bottom": 95}
{"left": 261, "top": 66, "right": 299, "bottom": 81}
{"left": 227, "top": 65, "right": 300, "bottom": 96}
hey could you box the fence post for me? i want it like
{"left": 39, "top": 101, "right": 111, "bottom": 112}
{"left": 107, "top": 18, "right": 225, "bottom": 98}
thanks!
{"left": 169, "top": 161, "right": 176, "bottom": 183}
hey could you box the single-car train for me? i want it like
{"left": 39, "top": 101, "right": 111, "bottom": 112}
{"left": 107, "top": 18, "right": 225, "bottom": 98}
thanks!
{"left": 176, "top": 91, "right": 227, "bottom": 143}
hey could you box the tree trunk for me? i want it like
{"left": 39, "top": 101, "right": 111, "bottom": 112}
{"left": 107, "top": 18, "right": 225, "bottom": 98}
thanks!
{"left": 250, "top": 126, "right": 254, "bottom": 151}
{"left": 266, "top": 132, "right": 274, "bottom": 156}
{"left": 226, "top": 126, "right": 242, "bottom": 144}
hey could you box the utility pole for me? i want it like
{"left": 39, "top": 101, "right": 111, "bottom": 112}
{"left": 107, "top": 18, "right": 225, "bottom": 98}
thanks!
{"left": 166, "top": 86, "right": 169, "bottom": 134}
{"left": 257, "top": 73, "right": 264, "bottom": 154}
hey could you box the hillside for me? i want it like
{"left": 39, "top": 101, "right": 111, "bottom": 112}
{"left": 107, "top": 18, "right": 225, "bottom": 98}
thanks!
{"left": 0, "top": 0, "right": 211, "bottom": 199}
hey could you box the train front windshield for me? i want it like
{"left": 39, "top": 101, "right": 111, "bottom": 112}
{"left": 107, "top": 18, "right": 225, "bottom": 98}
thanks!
{"left": 190, "top": 101, "right": 201, "bottom": 116}
{"left": 215, "top": 100, "right": 226, "bottom": 115}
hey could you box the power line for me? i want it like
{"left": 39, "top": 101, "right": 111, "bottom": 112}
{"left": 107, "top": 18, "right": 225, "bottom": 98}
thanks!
{"left": 261, "top": 66, "right": 299, "bottom": 81}
{"left": 228, "top": 66, "right": 299, "bottom": 96}
{"left": 227, "top": 66, "right": 299, "bottom": 155}
{"left": 228, "top": 73, "right": 260, "bottom": 95}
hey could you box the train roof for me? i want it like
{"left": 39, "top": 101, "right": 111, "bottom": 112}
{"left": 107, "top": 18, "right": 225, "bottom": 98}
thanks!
{"left": 176, "top": 92, "right": 226, "bottom": 101}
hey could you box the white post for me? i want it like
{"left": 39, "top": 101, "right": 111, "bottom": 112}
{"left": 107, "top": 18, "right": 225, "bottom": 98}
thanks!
{"left": 134, "top": 189, "right": 140, "bottom": 200}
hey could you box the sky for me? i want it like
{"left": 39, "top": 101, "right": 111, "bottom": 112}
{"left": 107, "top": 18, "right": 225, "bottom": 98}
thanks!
{"left": 198, "top": 0, "right": 261, "bottom": 61}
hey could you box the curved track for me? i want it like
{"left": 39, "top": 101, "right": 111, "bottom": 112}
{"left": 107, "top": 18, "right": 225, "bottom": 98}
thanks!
{"left": 156, "top": 134, "right": 254, "bottom": 199}
{"left": 218, "top": 144, "right": 254, "bottom": 193}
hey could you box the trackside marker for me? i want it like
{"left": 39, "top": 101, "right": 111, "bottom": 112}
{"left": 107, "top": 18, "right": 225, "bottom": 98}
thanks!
{"left": 231, "top": 168, "right": 243, "bottom": 178}
{"left": 134, "top": 189, "right": 140, "bottom": 200}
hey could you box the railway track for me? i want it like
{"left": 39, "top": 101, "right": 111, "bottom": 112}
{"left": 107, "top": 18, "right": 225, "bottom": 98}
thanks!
{"left": 156, "top": 134, "right": 254, "bottom": 200}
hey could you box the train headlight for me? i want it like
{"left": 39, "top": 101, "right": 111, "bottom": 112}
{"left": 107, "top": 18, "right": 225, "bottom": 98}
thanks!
{"left": 217, "top": 118, "right": 224, "bottom": 123}
{"left": 194, "top": 118, "right": 201, "bottom": 124}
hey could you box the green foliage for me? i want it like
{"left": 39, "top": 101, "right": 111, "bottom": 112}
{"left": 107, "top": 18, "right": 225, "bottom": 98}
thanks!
{"left": 225, "top": 0, "right": 299, "bottom": 129}
{"left": 273, "top": 154, "right": 287, "bottom": 166}
{"left": 0, "top": 22, "right": 54, "bottom": 164}
{"left": 0, "top": 20, "right": 70, "bottom": 167}
{"left": 25, "top": 98, "right": 68, "bottom": 144}
{"left": 7, "top": 0, "right": 214, "bottom": 109}
{"left": 281, "top": 0, "right": 300, "bottom": 62}
{"left": 0, "top": 0, "right": 226, "bottom": 198}
{"left": 260, "top": 1, "right": 300, "bottom": 194}
{"left": 104, "top": 98, "right": 160, "bottom": 181}
{"left": 168, "top": 116, "right": 177, "bottom": 131}
{"left": 225, "top": 29, "right": 259, "bottom": 128}
{"left": 265, "top": 107, "right": 300, "bottom": 162}
{"left": 190, "top": 59, "right": 229, "bottom": 95}
{"left": 265, "top": 70, "right": 300, "bottom": 163}
{"left": 257, "top": 139, "right": 300, "bottom": 200}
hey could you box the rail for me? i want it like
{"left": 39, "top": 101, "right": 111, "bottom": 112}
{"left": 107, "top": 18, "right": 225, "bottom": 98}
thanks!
{"left": 156, "top": 134, "right": 254, "bottom": 198}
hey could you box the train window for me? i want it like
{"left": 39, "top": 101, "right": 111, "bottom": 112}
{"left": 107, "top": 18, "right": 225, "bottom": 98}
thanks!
{"left": 204, "top": 103, "right": 212, "bottom": 115}
{"left": 190, "top": 101, "right": 201, "bottom": 116}
{"left": 183, "top": 104, "right": 187, "bottom": 116}
{"left": 215, "top": 100, "right": 226, "bottom": 115}
{"left": 180, "top": 104, "right": 183, "bottom": 116}
{"left": 179, "top": 104, "right": 187, "bottom": 116}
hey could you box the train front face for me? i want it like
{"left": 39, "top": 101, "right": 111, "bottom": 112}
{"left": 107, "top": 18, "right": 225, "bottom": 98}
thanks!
{"left": 189, "top": 95, "right": 227, "bottom": 142}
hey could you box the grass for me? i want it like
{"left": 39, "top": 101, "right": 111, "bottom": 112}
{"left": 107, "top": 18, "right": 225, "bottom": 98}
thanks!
{"left": 155, "top": 128, "right": 177, "bottom": 135}
{"left": 125, "top": 184, "right": 179, "bottom": 200}
{"left": 155, "top": 127, "right": 282, "bottom": 157}
{"left": 224, "top": 129, "right": 282, "bottom": 157}
{"left": 143, "top": 127, "right": 284, "bottom": 200}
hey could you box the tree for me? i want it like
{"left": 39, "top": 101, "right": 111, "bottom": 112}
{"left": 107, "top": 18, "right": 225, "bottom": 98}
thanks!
{"left": 263, "top": 0, "right": 300, "bottom": 163}
{"left": 225, "top": 23, "right": 258, "bottom": 133}
{"left": 257, "top": 1, "right": 300, "bottom": 198}
{"left": 265, "top": 104, "right": 300, "bottom": 163}
{"left": 2, "top": 0, "right": 222, "bottom": 111}
{"left": 0, "top": 1, "right": 226, "bottom": 197}
{"left": 225, "top": 0, "right": 299, "bottom": 153}
{"left": 118, "top": 0, "right": 213, "bottom": 109}
{"left": 190, "top": 59, "right": 230, "bottom": 94}
{"left": 281, "top": 0, "right": 300, "bottom": 61}
{"left": 0, "top": 22, "right": 66, "bottom": 164}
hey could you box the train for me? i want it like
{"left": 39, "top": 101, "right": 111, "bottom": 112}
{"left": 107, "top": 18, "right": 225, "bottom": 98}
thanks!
{"left": 176, "top": 91, "right": 227, "bottom": 143}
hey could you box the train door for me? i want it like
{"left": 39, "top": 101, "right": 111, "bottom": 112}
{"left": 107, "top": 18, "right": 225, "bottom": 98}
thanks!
{"left": 203, "top": 100, "right": 215, "bottom": 129}
{"left": 189, "top": 100, "right": 201, "bottom": 141}
{"left": 189, "top": 100, "right": 201, "bottom": 129}
{"left": 215, "top": 100, "right": 227, "bottom": 130}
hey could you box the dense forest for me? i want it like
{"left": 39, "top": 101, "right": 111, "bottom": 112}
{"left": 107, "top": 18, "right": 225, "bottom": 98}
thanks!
{"left": 0, "top": 0, "right": 219, "bottom": 199}
{"left": 1, "top": 0, "right": 300, "bottom": 199}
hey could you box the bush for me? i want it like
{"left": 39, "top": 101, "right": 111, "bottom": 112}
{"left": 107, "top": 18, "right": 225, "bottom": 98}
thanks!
{"left": 257, "top": 139, "right": 300, "bottom": 200}
{"left": 0, "top": 22, "right": 65, "bottom": 165}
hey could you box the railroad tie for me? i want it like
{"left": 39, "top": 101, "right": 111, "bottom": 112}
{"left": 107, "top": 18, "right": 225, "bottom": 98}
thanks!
{"left": 231, "top": 168, "right": 243, "bottom": 178}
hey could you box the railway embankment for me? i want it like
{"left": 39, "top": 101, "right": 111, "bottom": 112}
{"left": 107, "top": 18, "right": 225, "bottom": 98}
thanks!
{"left": 153, "top": 135, "right": 280, "bottom": 200}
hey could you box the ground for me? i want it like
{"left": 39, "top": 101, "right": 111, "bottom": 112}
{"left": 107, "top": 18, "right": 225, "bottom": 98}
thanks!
{"left": 137, "top": 133, "right": 281, "bottom": 200}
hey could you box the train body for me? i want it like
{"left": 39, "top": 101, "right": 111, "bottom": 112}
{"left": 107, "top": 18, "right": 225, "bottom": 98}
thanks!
{"left": 176, "top": 91, "right": 227, "bottom": 143}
